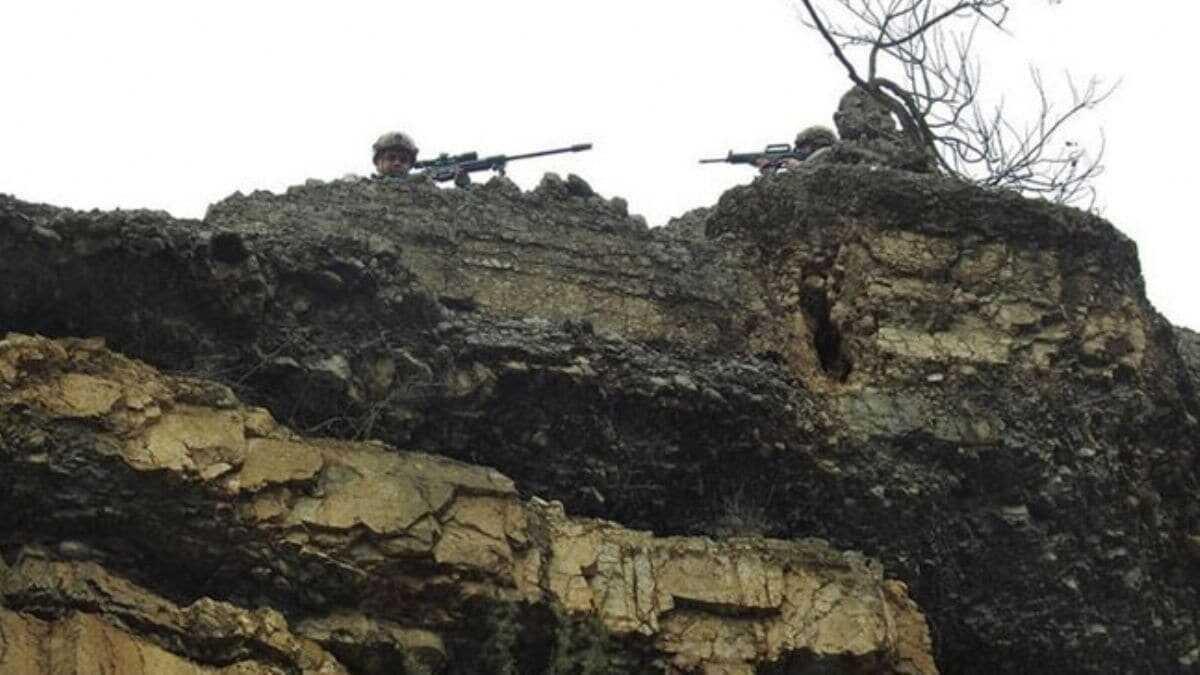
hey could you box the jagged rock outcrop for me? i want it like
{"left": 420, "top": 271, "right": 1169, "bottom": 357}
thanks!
{"left": 706, "top": 168, "right": 1200, "bottom": 673}
{"left": 2, "top": 554, "right": 349, "bottom": 674}
{"left": 2, "top": 161, "right": 1199, "bottom": 673}
{"left": 0, "top": 333, "right": 935, "bottom": 674}
{"left": 662, "top": 207, "right": 714, "bottom": 241}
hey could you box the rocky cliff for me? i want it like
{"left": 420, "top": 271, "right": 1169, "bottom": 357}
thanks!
{"left": 0, "top": 333, "right": 931, "bottom": 674}
{"left": 1, "top": 164, "right": 1197, "bottom": 674}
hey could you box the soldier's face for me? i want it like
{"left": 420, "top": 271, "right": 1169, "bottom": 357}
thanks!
{"left": 375, "top": 149, "right": 415, "bottom": 177}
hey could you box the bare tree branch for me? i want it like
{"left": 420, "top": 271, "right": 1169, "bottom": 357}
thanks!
{"left": 796, "top": 0, "right": 1113, "bottom": 208}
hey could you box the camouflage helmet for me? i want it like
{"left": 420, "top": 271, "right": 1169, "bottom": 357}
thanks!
{"left": 795, "top": 125, "right": 838, "bottom": 150}
{"left": 834, "top": 87, "right": 898, "bottom": 141}
{"left": 372, "top": 131, "right": 419, "bottom": 161}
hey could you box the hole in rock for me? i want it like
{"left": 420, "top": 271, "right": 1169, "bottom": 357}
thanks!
{"left": 801, "top": 287, "right": 852, "bottom": 381}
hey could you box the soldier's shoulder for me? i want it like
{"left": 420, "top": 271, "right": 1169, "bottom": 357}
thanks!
{"left": 805, "top": 147, "right": 834, "bottom": 164}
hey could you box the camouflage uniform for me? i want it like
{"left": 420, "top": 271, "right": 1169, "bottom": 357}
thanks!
{"left": 793, "top": 125, "right": 838, "bottom": 164}
{"left": 758, "top": 126, "right": 838, "bottom": 173}
{"left": 833, "top": 87, "right": 901, "bottom": 142}
{"left": 831, "top": 87, "right": 935, "bottom": 173}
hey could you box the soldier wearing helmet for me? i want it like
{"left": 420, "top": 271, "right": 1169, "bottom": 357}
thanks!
{"left": 372, "top": 131, "right": 419, "bottom": 178}
{"left": 794, "top": 126, "right": 837, "bottom": 159}
{"left": 753, "top": 125, "right": 839, "bottom": 174}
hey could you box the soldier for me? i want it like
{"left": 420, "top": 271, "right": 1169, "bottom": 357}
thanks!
{"left": 792, "top": 125, "right": 838, "bottom": 163}
{"left": 372, "top": 131, "right": 419, "bottom": 178}
{"left": 753, "top": 125, "right": 838, "bottom": 174}
{"left": 831, "top": 86, "right": 935, "bottom": 173}
{"left": 833, "top": 87, "right": 900, "bottom": 142}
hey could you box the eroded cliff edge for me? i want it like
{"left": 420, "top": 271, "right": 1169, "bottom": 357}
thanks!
{"left": 2, "top": 164, "right": 1198, "bottom": 673}
{"left": 0, "top": 333, "right": 932, "bottom": 674}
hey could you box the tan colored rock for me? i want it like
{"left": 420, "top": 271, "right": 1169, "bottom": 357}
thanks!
{"left": 0, "top": 610, "right": 320, "bottom": 675}
{"left": 0, "top": 333, "right": 937, "bottom": 674}
{"left": 0, "top": 557, "right": 347, "bottom": 675}
{"left": 876, "top": 323, "right": 1013, "bottom": 365}
{"left": 295, "top": 613, "right": 447, "bottom": 674}
{"left": 702, "top": 165, "right": 1153, "bottom": 391}
{"left": 884, "top": 580, "right": 939, "bottom": 675}
{"left": 235, "top": 438, "right": 325, "bottom": 492}
{"left": 532, "top": 509, "right": 927, "bottom": 673}
{"left": 1080, "top": 302, "right": 1148, "bottom": 370}
{"left": 133, "top": 405, "right": 246, "bottom": 472}
{"left": 867, "top": 231, "right": 959, "bottom": 278}
{"left": 952, "top": 243, "right": 1009, "bottom": 284}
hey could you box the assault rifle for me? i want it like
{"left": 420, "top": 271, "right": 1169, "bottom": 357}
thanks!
{"left": 415, "top": 143, "right": 593, "bottom": 185}
{"left": 699, "top": 143, "right": 811, "bottom": 171}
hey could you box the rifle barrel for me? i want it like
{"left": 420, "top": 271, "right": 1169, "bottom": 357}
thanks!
{"left": 503, "top": 143, "right": 593, "bottom": 162}
{"left": 418, "top": 143, "right": 592, "bottom": 182}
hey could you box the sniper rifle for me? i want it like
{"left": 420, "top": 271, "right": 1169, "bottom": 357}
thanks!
{"left": 415, "top": 143, "right": 593, "bottom": 185}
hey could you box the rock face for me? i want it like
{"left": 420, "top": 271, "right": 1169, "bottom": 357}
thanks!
{"left": 0, "top": 333, "right": 933, "bottom": 674}
{"left": 1, "top": 162, "right": 1198, "bottom": 673}
{"left": 2, "top": 554, "right": 348, "bottom": 675}
{"left": 1177, "top": 327, "right": 1200, "bottom": 395}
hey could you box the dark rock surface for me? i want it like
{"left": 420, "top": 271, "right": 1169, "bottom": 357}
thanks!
{"left": 3, "top": 164, "right": 1199, "bottom": 673}
{"left": 1177, "top": 327, "right": 1200, "bottom": 396}
{"left": 661, "top": 206, "right": 713, "bottom": 240}
{"left": 2, "top": 333, "right": 936, "bottom": 673}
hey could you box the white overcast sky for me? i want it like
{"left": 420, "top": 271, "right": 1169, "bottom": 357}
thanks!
{"left": 3, "top": 1, "right": 1198, "bottom": 328}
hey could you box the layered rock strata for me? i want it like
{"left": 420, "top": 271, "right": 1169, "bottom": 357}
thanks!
{"left": 0, "top": 333, "right": 935, "bottom": 674}
{"left": 1, "top": 554, "right": 348, "bottom": 675}
{"left": 2, "top": 162, "right": 1199, "bottom": 673}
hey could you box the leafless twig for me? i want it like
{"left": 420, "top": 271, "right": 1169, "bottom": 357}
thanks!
{"left": 797, "top": 0, "right": 1113, "bottom": 208}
